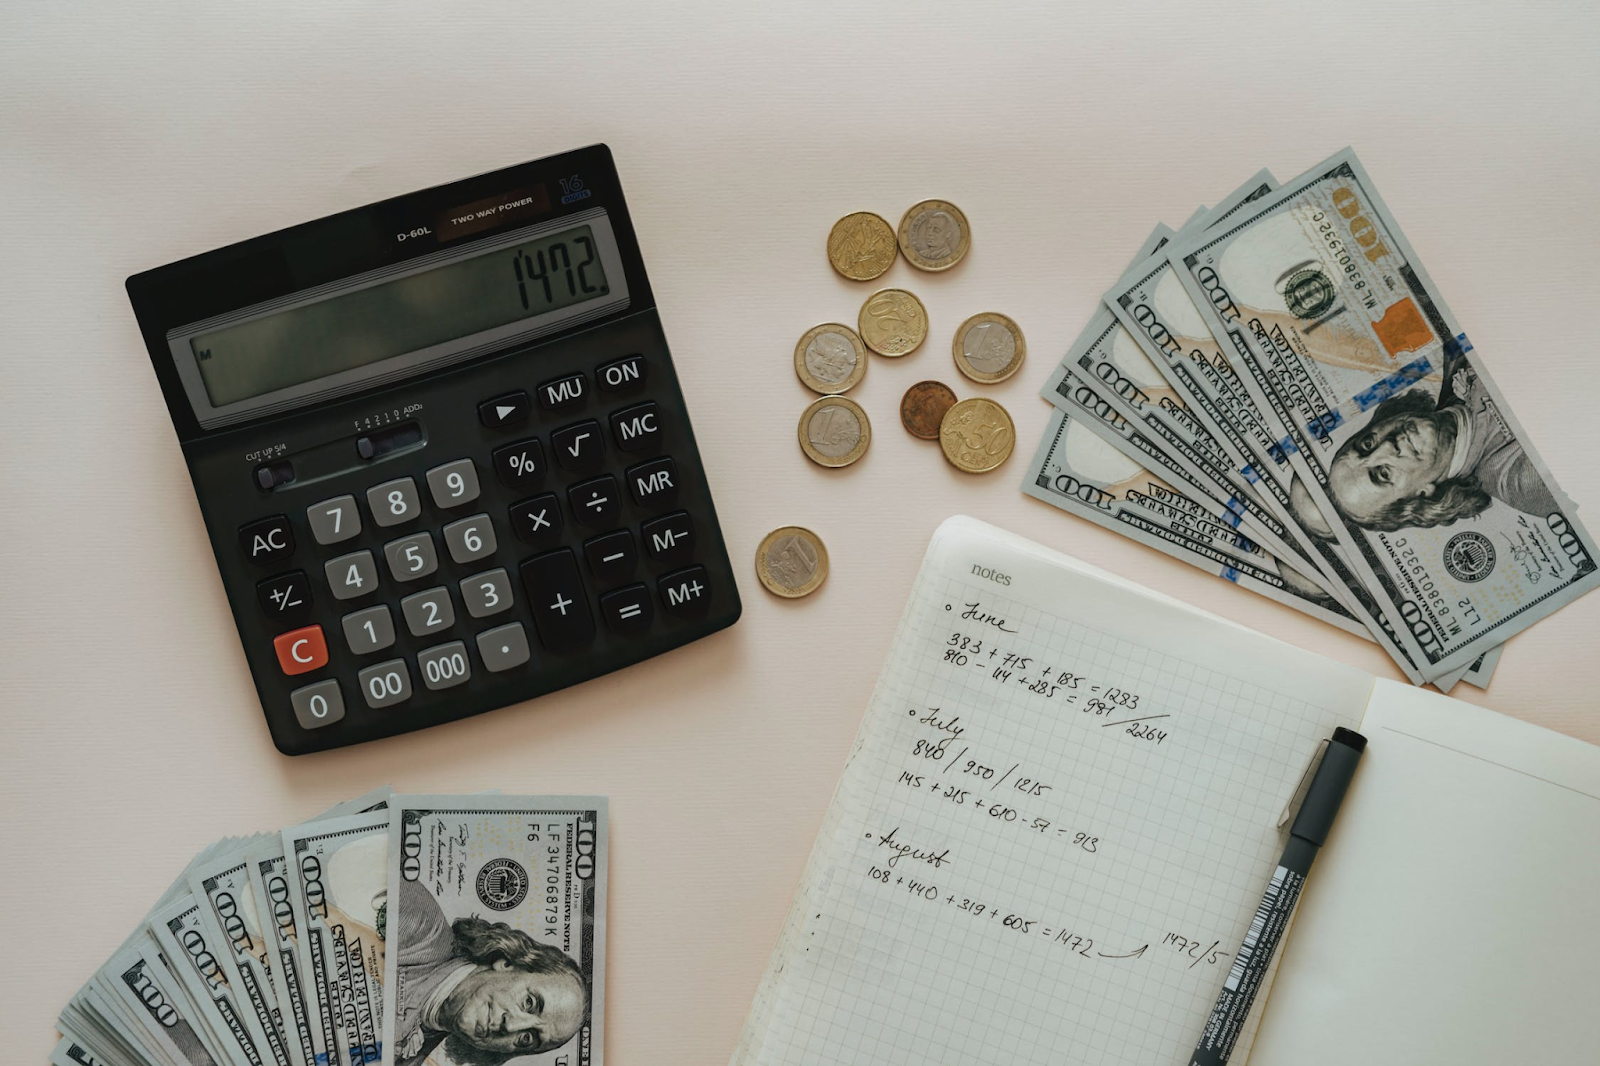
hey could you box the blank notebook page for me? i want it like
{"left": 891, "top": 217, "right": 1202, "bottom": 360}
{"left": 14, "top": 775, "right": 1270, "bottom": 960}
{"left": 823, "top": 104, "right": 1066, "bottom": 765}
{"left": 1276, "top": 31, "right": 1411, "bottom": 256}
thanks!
{"left": 732, "top": 517, "right": 1373, "bottom": 1066}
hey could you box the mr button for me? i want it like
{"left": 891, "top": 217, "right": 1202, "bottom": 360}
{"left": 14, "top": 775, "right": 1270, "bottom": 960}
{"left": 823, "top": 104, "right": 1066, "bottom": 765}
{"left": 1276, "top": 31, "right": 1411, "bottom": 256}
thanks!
{"left": 627, "top": 457, "right": 679, "bottom": 509}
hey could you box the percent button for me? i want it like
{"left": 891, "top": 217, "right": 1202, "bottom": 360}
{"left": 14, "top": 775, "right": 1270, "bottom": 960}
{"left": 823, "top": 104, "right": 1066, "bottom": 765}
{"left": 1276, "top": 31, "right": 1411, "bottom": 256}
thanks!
{"left": 493, "top": 438, "right": 546, "bottom": 489}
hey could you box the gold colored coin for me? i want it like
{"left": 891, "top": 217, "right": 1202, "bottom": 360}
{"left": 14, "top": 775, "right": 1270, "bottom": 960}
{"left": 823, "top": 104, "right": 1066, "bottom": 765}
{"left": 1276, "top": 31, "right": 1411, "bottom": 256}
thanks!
{"left": 897, "top": 199, "right": 970, "bottom": 272}
{"left": 939, "top": 397, "right": 1015, "bottom": 473}
{"left": 793, "top": 323, "right": 868, "bottom": 395}
{"left": 900, "top": 380, "right": 958, "bottom": 440}
{"left": 826, "top": 212, "right": 898, "bottom": 281}
{"left": 798, "top": 395, "right": 871, "bottom": 468}
{"left": 857, "top": 288, "right": 928, "bottom": 357}
{"left": 952, "top": 312, "right": 1026, "bottom": 383}
{"left": 755, "top": 526, "right": 830, "bottom": 598}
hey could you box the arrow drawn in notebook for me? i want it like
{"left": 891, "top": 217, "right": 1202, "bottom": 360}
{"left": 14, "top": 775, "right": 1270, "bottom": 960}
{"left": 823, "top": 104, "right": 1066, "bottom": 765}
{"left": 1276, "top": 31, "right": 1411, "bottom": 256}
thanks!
{"left": 1097, "top": 944, "right": 1149, "bottom": 960}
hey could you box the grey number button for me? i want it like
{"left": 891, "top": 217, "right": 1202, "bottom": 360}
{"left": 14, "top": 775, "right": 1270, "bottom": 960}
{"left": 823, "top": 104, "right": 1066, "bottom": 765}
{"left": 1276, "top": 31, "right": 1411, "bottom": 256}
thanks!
{"left": 443, "top": 513, "right": 497, "bottom": 564}
{"left": 307, "top": 495, "right": 362, "bottom": 545}
{"left": 476, "top": 623, "right": 530, "bottom": 673}
{"left": 417, "top": 640, "right": 472, "bottom": 691}
{"left": 460, "top": 568, "right": 513, "bottom": 618}
{"left": 400, "top": 586, "right": 455, "bottom": 637}
{"left": 367, "top": 477, "right": 421, "bottom": 528}
{"left": 341, "top": 605, "right": 395, "bottom": 654}
{"left": 383, "top": 532, "right": 438, "bottom": 582}
{"left": 325, "top": 550, "right": 379, "bottom": 601}
{"left": 357, "top": 658, "right": 412, "bottom": 709}
{"left": 426, "top": 459, "right": 481, "bottom": 509}
{"left": 290, "top": 679, "right": 345, "bottom": 730}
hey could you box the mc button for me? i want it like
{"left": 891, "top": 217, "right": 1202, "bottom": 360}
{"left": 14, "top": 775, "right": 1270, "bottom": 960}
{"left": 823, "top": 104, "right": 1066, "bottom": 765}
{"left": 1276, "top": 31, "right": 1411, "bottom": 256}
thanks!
{"left": 273, "top": 625, "right": 329, "bottom": 676}
{"left": 240, "top": 515, "right": 294, "bottom": 564}
{"left": 610, "top": 402, "right": 662, "bottom": 453}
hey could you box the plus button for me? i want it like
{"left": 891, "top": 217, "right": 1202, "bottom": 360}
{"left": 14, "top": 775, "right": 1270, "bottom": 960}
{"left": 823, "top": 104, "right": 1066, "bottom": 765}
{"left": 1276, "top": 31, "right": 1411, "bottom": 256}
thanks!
{"left": 550, "top": 593, "right": 573, "bottom": 616}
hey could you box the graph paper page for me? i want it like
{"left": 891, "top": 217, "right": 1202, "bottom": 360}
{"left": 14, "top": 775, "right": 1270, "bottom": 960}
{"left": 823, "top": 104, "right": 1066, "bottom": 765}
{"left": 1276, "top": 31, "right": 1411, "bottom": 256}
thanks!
{"left": 731, "top": 516, "right": 1372, "bottom": 1066}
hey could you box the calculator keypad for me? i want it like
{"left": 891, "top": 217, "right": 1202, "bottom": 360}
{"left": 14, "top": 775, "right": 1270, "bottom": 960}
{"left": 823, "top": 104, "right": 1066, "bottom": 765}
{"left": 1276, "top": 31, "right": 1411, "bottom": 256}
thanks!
{"left": 476, "top": 623, "right": 531, "bottom": 672}
{"left": 341, "top": 605, "right": 396, "bottom": 655}
{"left": 368, "top": 478, "right": 422, "bottom": 527}
{"left": 326, "top": 550, "right": 379, "bottom": 600}
{"left": 290, "top": 679, "right": 345, "bottom": 730}
{"left": 418, "top": 641, "right": 472, "bottom": 691}
{"left": 426, "top": 459, "right": 481, "bottom": 509}
{"left": 460, "top": 568, "right": 514, "bottom": 618}
{"left": 400, "top": 587, "right": 456, "bottom": 638}
{"left": 384, "top": 532, "right": 439, "bottom": 582}
{"left": 358, "top": 659, "right": 412, "bottom": 708}
{"left": 307, "top": 496, "right": 362, "bottom": 545}
{"left": 442, "top": 514, "right": 497, "bottom": 564}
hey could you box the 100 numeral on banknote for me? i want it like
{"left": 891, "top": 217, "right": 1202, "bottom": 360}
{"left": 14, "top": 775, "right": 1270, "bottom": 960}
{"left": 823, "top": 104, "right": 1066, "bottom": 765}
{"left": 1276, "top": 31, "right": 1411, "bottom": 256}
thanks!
{"left": 1168, "top": 149, "right": 1598, "bottom": 680}
{"left": 381, "top": 796, "right": 607, "bottom": 1066}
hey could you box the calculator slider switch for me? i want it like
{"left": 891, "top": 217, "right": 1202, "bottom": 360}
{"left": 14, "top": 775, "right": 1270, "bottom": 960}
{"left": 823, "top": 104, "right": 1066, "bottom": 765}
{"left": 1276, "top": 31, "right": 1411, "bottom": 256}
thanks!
{"left": 538, "top": 373, "right": 587, "bottom": 412}
{"left": 254, "top": 460, "right": 295, "bottom": 491}
{"left": 355, "top": 421, "right": 424, "bottom": 461}
{"left": 273, "top": 624, "right": 329, "bottom": 675}
{"left": 240, "top": 515, "right": 295, "bottom": 565}
{"left": 478, "top": 391, "right": 531, "bottom": 429}
{"left": 596, "top": 354, "right": 646, "bottom": 392}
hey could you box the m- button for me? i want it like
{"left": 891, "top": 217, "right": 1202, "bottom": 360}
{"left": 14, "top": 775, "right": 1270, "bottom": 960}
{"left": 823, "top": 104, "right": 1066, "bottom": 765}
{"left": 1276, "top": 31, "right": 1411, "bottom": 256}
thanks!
{"left": 641, "top": 512, "right": 694, "bottom": 566}
{"left": 610, "top": 402, "right": 662, "bottom": 453}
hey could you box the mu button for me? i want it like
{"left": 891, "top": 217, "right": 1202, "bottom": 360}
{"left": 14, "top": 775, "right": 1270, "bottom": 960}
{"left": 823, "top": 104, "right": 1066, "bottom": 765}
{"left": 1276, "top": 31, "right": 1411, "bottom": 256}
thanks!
{"left": 273, "top": 625, "right": 329, "bottom": 676}
{"left": 658, "top": 565, "right": 711, "bottom": 617}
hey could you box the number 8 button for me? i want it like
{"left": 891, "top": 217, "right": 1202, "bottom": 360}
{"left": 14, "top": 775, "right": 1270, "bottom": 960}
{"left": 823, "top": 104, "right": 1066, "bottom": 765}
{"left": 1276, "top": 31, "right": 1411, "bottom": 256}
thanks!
{"left": 367, "top": 478, "right": 421, "bottom": 527}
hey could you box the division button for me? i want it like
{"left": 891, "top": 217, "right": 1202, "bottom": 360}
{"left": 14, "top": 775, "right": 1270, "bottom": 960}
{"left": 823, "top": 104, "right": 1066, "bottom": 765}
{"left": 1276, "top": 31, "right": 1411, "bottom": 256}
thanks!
{"left": 599, "top": 584, "right": 654, "bottom": 634}
{"left": 273, "top": 624, "right": 329, "bottom": 676}
{"left": 417, "top": 641, "right": 472, "bottom": 691}
{"left": 626, "top": 457, "right": 679, "bottom": 509}
{"left": 341, "top": 604, "right": 396, "bottom": 655}
{"left": 509, "top": 493, "right": 563, "bottom": 547}
{"left": 476, "top": 623, "right": 531, "bottom": 673}
{"left": 367, "top": 477, "right": 421, "bottom": 528}
{"left": 537, "top": 372, "right": 587, "bottom": 411}
{"left": 307, "top": 495, "right": 361, "bottom": 545}
{"left": 583, "top": 530, "right": 637, "bottom": 584}
{"left": 658, "top": 565, "right": 712, "bottom": 616}
{"left": 519, "top": 549, "right": 595, "bottom": 651}
{"left": 357, "top": 658, "right": 413, "bottom": 709}
{"left": 552, "top": 420, "right": 605, "bottom": 472}
{"left": 426, "top": 458, "right": 481, "bottom": 508}
{"left": 492, "top": 438, "right": 546, "bottom": 489}
{"left": 596, "top": 354, "right": 646, "bottom": 392}
{"left": 257, "top": 570, "right": 313, "bottom": 624}
{"left": 240, "top": 515, "right": 295, "bottom": 564}
{"left": 478, "top": 390, "right": 531, "bottom": 428}
{"left": 569, "top": 475, "right": 620, "bottom": 528}
{"left": 325, "top": 550, "right": 379, "bottom": 601}
{"left": 400, "top": 586, "right": 456, "bottom": 637}
{"left": 289, "top": 679, "right": 345, "bottom": 730}
{"left": 460, "top": 568, "right": 514, "bottom": 618}
{"left": 610, "top": 402, "right": 662, "bottom": 453}
{"left": 442, "top": 513, "right": 497, "bottom": 564}
{"left": 641, "top": 511, "right": 695, "bottom": 565}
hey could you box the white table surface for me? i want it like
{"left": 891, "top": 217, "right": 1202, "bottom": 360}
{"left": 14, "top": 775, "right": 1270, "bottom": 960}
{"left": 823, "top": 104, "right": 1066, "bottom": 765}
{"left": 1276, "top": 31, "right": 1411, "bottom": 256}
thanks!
{"left": 4, "top": 2, "right": 1598, "bottom": 1060}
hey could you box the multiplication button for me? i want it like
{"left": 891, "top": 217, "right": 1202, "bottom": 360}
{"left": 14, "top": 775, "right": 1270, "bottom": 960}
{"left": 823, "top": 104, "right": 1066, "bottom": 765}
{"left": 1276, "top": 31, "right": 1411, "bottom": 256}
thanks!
{"left": 510, "top": 494, "right": 563, "bottom": 547}
{"left": 358, "top": 658, "right": 412, "bottom": 709}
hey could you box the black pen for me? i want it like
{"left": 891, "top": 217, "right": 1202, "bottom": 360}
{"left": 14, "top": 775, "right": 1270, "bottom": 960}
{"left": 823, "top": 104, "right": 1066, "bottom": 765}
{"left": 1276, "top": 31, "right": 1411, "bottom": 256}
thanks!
{"left": 1186, "top": 727, "right": 1366, "bottom": 1066}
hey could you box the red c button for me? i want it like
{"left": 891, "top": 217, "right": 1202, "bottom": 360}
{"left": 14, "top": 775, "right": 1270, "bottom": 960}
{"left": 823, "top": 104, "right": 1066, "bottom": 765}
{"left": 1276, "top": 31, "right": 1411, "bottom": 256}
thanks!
{"left": 273, "top": 625, "right": 328, "bottom": 676}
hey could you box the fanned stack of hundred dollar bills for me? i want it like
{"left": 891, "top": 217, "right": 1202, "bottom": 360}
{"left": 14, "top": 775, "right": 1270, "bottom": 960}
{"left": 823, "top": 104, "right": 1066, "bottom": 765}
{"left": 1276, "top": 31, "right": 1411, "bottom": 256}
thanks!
{"left": 1024, "top": 147, "right": 1598, "bottom": 692}
{"left": 52, "top": 790, "right": 607, "bottom": 1066}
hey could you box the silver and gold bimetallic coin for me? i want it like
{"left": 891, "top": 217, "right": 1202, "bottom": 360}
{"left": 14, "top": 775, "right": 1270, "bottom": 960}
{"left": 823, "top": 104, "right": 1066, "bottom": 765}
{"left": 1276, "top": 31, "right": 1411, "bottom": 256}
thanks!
{"left": 939, "top": 397, "right": 1015, "bottom": 473}
{"left": 755, "top": 526, "right": 830, "bottom": 598}
{"left": 798, "top": 395, "right": 871, "bottom": 468}
{"left": 857, "top": 288, "right": 928, "bottom": 357}
{"left": 826, "top": 212, "right": 898, "bottom": 281}
{"left": 952, "top": 312, "right": 1025, "bottom": 383}
{"left": 897, "top": 199, "right": 970, "bottom": 272}
{"left": 793, "top": 323, "right": 868, "bottom": 395}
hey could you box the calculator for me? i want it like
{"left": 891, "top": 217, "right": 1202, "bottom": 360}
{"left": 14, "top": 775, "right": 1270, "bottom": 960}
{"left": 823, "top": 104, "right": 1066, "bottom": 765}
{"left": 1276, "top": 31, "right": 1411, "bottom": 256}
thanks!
{"left": 127, "top": 144, "right": 741, "bottom": 755}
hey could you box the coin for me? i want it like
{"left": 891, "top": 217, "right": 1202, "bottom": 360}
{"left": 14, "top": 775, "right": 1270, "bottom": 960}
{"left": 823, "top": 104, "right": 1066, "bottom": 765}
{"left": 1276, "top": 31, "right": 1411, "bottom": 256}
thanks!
{"left": 857, "top": 288, "right": 928, "bottom": 357}
{"left": 793, "top": 323, "right": 868, "bottom": 395}
{"left": 900, "top": 380, "right": 958, "bottom": 440}
{"left": 897, "top": 199, "right": 970, "bottom": 272}
{"left": 939, "top": 397, "right": 1015, "bottom": 473}
{"left": 826, "top": 212, "right": 898, "bottom": 281}
{"left": 798, "top": 395, "right": 871, "bottom": 468}
{"left": 952, "top": 312, "right": 1026, "bottom": 383}
{"left": 755, "top": 526, "right": 829, "bottom": 598}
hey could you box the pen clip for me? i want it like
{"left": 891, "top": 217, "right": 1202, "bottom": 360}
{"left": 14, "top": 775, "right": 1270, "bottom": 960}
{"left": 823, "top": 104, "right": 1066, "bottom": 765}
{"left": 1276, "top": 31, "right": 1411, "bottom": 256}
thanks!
{"left": 1277, "top": 738, "right": 1328, "bottom": 829}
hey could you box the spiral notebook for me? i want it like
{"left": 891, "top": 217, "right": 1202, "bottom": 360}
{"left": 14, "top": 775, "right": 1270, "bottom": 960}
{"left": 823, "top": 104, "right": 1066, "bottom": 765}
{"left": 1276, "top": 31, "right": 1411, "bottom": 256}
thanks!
{"left": 730, "top": 516, "right": 1598, "bottom": 1066}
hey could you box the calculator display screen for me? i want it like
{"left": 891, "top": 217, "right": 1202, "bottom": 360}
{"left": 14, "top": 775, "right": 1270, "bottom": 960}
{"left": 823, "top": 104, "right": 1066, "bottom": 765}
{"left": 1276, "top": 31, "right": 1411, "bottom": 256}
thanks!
{"left": 189, "top": 224, "right": 611, "bottom": 408}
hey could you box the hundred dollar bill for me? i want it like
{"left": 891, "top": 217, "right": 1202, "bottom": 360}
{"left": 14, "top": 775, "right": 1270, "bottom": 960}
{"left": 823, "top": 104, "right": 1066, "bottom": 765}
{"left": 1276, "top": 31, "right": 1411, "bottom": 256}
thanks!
{"left": 190, "top": 853, "right": 299, "bottom": 1066}
{"left": 1166, "top": 147, "right": 1598, "bottom": 679}
{"left": 282, "top": 811, "right": 391, "bottom": 1066}
{"left": 106, "top": 937, "right": 225, "bottom": 1066}
{"left": 51, "top": 1033, "right": 116, "bottom": 1066}
{"left": 151, "top": 891, "right": 279, "bottom": 1066}
{"left": 246, "top": 788, "right": 394, "bottom": 1066}
{"left": 380, "top": 795, "right": 607, "bottom": 1066}
{"left": 1023, "top": 408, "right": 1370, "bottom": 636}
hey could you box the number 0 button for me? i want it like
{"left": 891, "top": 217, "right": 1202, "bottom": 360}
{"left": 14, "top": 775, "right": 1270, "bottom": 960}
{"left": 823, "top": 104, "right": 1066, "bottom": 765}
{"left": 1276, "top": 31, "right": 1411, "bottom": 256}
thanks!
{"left": 358, "top": 658, "right": 412, "bottom": 709}
{"left": 290, "top": 679, "right": 345, "bottom": 730}
{"left": 367, "top": 478, "right": 421, "bottom": 528}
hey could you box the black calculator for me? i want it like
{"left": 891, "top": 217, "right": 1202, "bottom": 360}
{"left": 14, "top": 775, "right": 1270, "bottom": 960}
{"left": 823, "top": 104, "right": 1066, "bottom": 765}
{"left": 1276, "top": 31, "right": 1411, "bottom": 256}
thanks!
{"left": 127, "top": 145, "right": 741, "bottom": 755}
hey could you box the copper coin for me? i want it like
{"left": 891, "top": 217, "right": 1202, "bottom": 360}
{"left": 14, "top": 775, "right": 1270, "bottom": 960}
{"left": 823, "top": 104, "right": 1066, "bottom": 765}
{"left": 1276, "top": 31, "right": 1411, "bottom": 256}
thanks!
{"left": 900, "top": 380, "right": 958, "bottom": 440}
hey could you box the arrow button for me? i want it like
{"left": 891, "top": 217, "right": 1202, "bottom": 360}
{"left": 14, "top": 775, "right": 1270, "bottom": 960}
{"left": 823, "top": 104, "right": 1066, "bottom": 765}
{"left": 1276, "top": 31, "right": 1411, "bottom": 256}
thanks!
{"left": 477, "top": 390, "right": 530, "bottom": 429}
